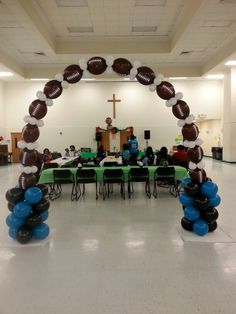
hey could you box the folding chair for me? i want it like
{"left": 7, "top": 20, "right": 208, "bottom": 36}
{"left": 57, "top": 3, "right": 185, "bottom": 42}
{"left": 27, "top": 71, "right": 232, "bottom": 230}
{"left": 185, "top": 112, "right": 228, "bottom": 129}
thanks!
{"left": 50, "top": 169, "right": 75, "bottom": 201}
{"left": 103, "top": 161, "right": 119, "bottom": 167}
{"left": 103, "top": 169, "right": 125, "bottom": 200}
{"left": 128, "top": 167, "right": 151, "bottom": 198}
{"left": 42, "top": 162, "right": 59, "bottom": 170}
{"left": 153, "top": 166, "right": 179, "bottom": 198}
{"left": 75, "top": 169, "right": 98, "bottom": 200}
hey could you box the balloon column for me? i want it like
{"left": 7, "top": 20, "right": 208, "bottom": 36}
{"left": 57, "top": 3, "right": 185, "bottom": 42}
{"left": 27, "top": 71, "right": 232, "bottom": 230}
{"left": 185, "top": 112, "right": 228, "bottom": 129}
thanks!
{"left": 5, "top": 55, "right": 221, "bottom": 242}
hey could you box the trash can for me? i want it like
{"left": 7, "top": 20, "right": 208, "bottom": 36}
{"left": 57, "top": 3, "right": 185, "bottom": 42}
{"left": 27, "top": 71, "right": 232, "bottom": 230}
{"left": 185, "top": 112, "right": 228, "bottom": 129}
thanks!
{"left": 211, "top": 147, "right": 223, "bottom": 160}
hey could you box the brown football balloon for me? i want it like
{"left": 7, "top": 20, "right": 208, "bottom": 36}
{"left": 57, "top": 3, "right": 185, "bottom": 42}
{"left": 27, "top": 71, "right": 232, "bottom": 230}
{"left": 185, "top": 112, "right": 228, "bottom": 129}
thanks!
{"left": 136, "top": 66, "right": 155, "bottom": 85}
{"left": 182, "top": 123, "right": 199, "bottom": 141}
{"left": 87, "top": 56, "right": 107, "bottom": 75}
{"left": 63, "top": 64, "right": 83, "bottom": 84}
{"left": 44, "top": 80, "right": 63, "bottom": 99}
{"left": 187, "top": 146, "right": 204, "bottom": 163}
{"left": 172, "top": 100, "right": 190, "bottom": 119}
{"left": 189, "top": 168, "right": 207, "bottom": 184}
{"left": 22, "top": 124, "right": 40, "bottom": 143}
{"left": 29, "top": 99, "right": 47, "bottom": 119}
{"left": 112, "top": 58, "right": 132, "bottom": 75}
{"left": 156, "top": 81, "right": 175, "bottom": 100}
{"left": 20, "top": 148, "right": 38, "bottom": 166}
{"left": 19, "top": 173, "right": 36, "bottom": 190}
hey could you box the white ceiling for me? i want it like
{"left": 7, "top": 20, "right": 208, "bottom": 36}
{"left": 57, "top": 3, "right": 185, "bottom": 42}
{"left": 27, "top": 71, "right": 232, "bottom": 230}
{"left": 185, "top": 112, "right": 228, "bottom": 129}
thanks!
{"left": 1, "top": 0, "right": 236, "bottom": 80}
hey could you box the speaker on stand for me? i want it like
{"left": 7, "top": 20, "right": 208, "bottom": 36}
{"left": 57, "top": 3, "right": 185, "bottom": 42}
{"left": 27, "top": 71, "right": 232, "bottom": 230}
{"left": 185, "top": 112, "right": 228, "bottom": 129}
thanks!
{"left": 144, "top": 130, "right": 150, "bottom": 148}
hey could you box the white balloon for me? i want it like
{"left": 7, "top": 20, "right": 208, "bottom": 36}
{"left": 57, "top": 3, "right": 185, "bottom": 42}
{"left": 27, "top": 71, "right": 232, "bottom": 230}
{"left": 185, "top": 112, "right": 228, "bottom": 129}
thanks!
{"left": 133, "top": 60, "right": 141, "bottom": 68}
{"left": 185, "top": 114, "right": 194, "bottom": 124}
{"left": 177, "top": 119, "right": 185, "bottom": 127}
{"left": 197, "top": 160, "right": 205, "bottom": 169}
{"left": 106, "top": 66, "right": 113, "bottom": 74}
{"left": 154, "top": 74, "right": 164, "bottom": 86}
{"left": 79, "top": 59, "right": 87, "bottom": 70}
{"left": 45, "top": 98, "right": 53, "bottom": 106}
{"left": 195, "top": 138, "right": 203, "bottom": 146}
{"left": 61, "top": 81, "right": 69, "bottom": 89}
{"left": 149, "top": 84, "right": 156, "bottom": 92}
{"left": 36, "top": 91, "right": 46, "bottom": 101}
{"left": 37, "top": 120, "right": 44, "bottom": 127}
{"left": 130, "top": 68, "right": 138, "bottom": 76}
{"left": 82, "top": 70, "right": 91, "bottom": 78}
{"left": 106, "top": 55, "right": 114, "bottom": 67}
{"left": 55, "top": 73, "right": 63, "bottom": 82}
{"left": 175, "top": 92, "right": 183, "bottom": 100}
{"left": 189, "top": 162, "right": 197, "bottom": 170}
{"left": 17, "top": 140, "right": 26, "bottom": 149}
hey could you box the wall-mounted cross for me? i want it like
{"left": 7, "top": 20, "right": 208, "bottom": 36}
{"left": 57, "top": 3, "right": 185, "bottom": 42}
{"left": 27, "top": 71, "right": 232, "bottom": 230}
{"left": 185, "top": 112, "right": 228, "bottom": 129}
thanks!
{"left": 107, "top": 94, "right": 121, "bottom": 119}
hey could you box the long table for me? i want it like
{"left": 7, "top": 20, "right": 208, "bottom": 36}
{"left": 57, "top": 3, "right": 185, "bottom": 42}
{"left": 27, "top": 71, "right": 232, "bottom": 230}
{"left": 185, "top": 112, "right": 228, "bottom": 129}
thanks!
{"left": 38, "top": 166, "right": 189, "bottom": 184}
{"left": 80, "top": 151, "right": 146, "bottom": 159}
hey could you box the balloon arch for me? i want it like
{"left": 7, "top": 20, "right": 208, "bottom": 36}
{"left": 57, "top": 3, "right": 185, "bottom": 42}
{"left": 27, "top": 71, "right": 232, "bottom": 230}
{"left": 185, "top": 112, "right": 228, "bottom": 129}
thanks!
{"left": 5, "top": 56, "right": 221, "bottom": 243}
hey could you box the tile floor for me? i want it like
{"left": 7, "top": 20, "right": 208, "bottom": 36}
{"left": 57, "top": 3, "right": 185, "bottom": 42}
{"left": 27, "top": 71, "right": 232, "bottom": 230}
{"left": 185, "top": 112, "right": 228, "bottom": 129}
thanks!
{"left": 0, "top": 159, "right": 236, "bottom": 314}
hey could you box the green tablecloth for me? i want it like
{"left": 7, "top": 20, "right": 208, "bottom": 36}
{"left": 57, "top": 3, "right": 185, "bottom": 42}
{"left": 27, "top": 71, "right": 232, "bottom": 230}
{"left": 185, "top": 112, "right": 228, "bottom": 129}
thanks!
{"left": 80, "top": 151, "right": 145, "bottom": 159}
{"left": 38, "top": 166, "right": 189, "bottom": 184}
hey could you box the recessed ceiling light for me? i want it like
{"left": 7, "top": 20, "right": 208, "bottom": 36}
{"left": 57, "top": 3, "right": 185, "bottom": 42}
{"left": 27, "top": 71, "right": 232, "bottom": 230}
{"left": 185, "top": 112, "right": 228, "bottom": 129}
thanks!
{"left": 0, "top": 72, "right": 14, "bottom": 77}
{"left": 30, "top": 78, "right": 49, "bottom": 81}
{"left": 205, "top": 74, "right": 224, "bottom": 79}
{"left": 225, "top": 60, "right": 236, "bottom": 66}
{"left": 132, "top": 26, "right": 157, "bottom": 32}
{"left": 169, "top": 77, "right": 187, "bottom": 80}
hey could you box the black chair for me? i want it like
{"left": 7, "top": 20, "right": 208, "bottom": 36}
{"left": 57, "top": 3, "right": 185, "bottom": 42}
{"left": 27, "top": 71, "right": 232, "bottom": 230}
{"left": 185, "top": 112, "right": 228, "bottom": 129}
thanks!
{"left": 75, "top": 169, "right": 98, "bottom": 200}
{"left": 42, "top": 162, "right": 59, "bottom": 170}
{"left": 128, "top": 167, "right": 151, "bottom": 198}
{"left": 103, "top": 169, "right": 125, "bottom": 200}
{"left": 103, "top": 161, "right": 119, "bottom": 167}
{"left": 50, "top": 169, "right": 75, "bottom": 201}
{"left": 153, "top": 166, "right": 179, "bottom": 198}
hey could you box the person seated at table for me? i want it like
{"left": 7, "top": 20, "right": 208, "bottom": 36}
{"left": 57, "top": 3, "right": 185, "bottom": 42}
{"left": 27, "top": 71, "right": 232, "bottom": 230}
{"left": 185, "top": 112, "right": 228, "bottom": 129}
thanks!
{"left": 94, "top": 145, "right": 107, "bottom": 165}
{"left": 43, "top": 148, "right": 53, "bottom": 164}
{"left": 172, "top": 144, "right": 189, "bottom": 168}
{"left": 142, "top": 146, "right": 155, "bottom": 166}
{"left": 69, "top": 145, "right": 80, "bottom": 157}
{"left": 121, "top": 143, "right": 130, "bottom": 165}
{"left": 128, "top": 134, "right": 139, "bottom": 164}
{"left": 156, "top": 146, "right": 174, "bottom": 166}
{"left": 64, "top": 148, "right": 70, "bottom": 157}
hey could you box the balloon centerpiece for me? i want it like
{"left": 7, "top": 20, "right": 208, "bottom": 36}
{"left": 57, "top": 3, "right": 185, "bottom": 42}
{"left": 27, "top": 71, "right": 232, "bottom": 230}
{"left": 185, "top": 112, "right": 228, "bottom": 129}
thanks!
{"left": 5, "top": 55, "right": 221, "bottom": 243}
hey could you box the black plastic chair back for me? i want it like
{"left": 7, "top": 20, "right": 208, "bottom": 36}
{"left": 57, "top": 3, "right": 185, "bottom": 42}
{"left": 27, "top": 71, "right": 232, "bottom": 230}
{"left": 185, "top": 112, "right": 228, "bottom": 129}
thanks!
{"left": 53, "top": 169, "right": 74, "bottom": 183}
{"left": 76, "top": 169, "right": 97, "bottom": 183}
{"left": 129, "top": 167, "right": 149, "bottom": 182}
{"left": 103, "top": 169, "right": 124, "bottom": 183}
{"left": 43, "top": 162, "right": 59, "bottom": 170}
{"left": 103, "top": 161, "right": 119, "bottom": 167}
{"left": 155, "top": 166, "right": 175, "bottom": 181}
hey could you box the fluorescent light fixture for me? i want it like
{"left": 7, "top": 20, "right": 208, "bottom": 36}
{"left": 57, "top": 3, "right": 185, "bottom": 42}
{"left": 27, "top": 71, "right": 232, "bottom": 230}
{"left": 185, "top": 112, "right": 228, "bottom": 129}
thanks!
{"left": 132, "top": 26, "right": 157, "bottom": 32}
{"left": 31, "top": 78, "right": 49, "bottom": 81}
{"left": 225, "top": 60, "right": 236, "bottom": 66}
{"left": 205, "top": 74, "right": 224, "bottom": 79}
{"left": 81, "top": 78, "right": 95, "bottom": 81}
{"left": 169, "top": 77, "right": 187, "bottom": 80}
{"left": 67, "top": 26, "right": 93, "bottom": 33}
{"left": 0, "top": 71, "right": 14, "bottom": 77}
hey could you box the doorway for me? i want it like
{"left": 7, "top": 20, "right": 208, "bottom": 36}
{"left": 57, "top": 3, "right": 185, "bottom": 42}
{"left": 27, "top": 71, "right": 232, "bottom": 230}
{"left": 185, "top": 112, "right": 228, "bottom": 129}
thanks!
{"left": 120, "top": 130, "right": 131, "bottom": 150}
{"left": 11, "top": 132, "right": 22, "bottom": 163}
{"left": 101, "top": 131, "right": 110, "bottom": 152}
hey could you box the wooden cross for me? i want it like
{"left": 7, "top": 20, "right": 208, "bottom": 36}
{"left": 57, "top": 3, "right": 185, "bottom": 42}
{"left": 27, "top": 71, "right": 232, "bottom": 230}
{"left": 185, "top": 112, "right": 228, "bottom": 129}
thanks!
{"left": 107, "top": 94, "right": 121, "bottom": 119}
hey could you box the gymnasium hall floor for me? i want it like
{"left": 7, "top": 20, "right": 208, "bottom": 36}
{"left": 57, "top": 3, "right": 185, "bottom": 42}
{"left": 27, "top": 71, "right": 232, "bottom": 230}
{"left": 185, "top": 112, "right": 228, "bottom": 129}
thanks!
{"left": 0, "top": 159, "right": 236, "bottom": 314}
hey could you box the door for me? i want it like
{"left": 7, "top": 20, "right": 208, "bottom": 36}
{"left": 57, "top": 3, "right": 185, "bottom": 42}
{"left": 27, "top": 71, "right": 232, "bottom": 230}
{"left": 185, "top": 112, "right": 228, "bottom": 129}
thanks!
{"left": 120, "top": 130, "right": 131, "bottom": 150}
{"left": 11, "top": 132, "right": 22, "bottom": 163}
{"left": 101, "top": 131, "right": 110, "bottom": 152}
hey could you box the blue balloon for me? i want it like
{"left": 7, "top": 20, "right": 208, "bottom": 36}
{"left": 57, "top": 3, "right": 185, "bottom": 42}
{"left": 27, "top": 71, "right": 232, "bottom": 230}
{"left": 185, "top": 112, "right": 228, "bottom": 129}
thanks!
{"left": 33, "top": 223, "right": 49, "bottom": 240}
{"left": 6, "top": 213, "right": 25, "bottom": 228}
{"left": 8, "top": 227, "right": 18, "bottom": 239}
{"left": 184, "top": 206, "right": 200, "bottom": 221}
{"left": 40, "top": 210, "right": 49, "bottom": 222}
{"left": 193, "top": 219, "right": 209, "bottom": 236}
{"left": 179, "top": 192, "right": 194, "bottom": 207}
{"left": 209, "top": 194, "right": 221, "bottom": 207}
{"left": 24, "top": 187, "right": 43, "bottom": 205}
{"left": 180, "top": 177, "right": 192, "bottom": 188}
{"left": 200, "top": 181, "right": 218, "bottom": 198}
{"left": 13, "top": 201, "right": 31, "bottom": 218}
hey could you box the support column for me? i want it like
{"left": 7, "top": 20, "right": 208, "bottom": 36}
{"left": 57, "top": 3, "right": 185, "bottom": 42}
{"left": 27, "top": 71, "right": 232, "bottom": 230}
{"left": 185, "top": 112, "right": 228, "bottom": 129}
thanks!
{"left": 223, "top": 68, "right": 236, "bottom": 162}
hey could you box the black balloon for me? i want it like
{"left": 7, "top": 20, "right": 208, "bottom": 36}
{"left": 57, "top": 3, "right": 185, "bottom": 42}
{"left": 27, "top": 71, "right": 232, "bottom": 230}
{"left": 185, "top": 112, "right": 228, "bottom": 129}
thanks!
{"left": 181, "top": 217, "right": 193, "bottom": 231}
{"left": 19, "top": 173, "right": 37, "bottom": 190}
{"left": 112, "top": 58, "right": 132, "bottom": 75}
{"left": 194, "top": 196, "right": 210, "bottom": 211}
{"left": 156, "top": 81, "right": 175, "bottom": 100}
{"left": 172, "top": 100, "right": 190, "bottom": 119}
{"left": 16, "top": 227, "right": 33, "bottom": 244}
{"left": 22, "top": 124, "right": 40, "bottom": 143}
{"left": 5, "top": 187, "right": 24, "bottom": 203}
{"left": 44, "top": 80, "right": 63, "bottom": 99}
{"left": 7, "top": 202, "right": 15, "bottom": 212}
{"left": 136, "top": 66, "right": 155, "bottom": 85}
{"left": 208, "top": 220, "right": 217, "bottom": 232}
{"left": 87, "top": 56, "right": 107, "bottom": 75}
{"left": 189, "top": 169, "right": 207, "bottom": 184}
{"left": 184, "top": 182, "right": 199, "bottom": 197}
{"left": 25, "top": 213, "right": 42, "bottom": 228}
{"left": 36, "top": 184, "right": 49, "bottom": 197}
{"left": 202, "top": 207, "right": 219, "bottom": 223}
{"left": 63, "top": 64, "right": 83, "bottom": 83}
{"left": 20, "top": 148, "right": 38, "bottom": 166}
{"left": 32, "top": 197, "right": 50, "bottom": 213}
{"left": 29, "top": 99, "right": 47, "bottom": 119}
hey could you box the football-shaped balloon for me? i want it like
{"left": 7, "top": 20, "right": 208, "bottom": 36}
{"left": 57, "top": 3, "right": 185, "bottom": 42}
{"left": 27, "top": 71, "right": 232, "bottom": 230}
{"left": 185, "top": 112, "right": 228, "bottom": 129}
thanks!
{"left": 19, "top": 173, "right": 36, "bottom": 190}
{"left": 136, "top": 66, "right": 155, "bottom": 85}
{"left": 208, "top": 220, "right": 217, "bottom": 232}
{"left": 194, "top": 195, "right": 210, "bottom": 211}
{"left": 189, "top": 168, "right": 207, "bottom": 184}
{"left": 5, "top": 187, "right": 24, "bottom": 203}
{"left": 187, "top": 146, "right": 203, "bottom": 163}
{"left": 87, "top": 56, "right": 107, "bottom": 75}
{"left": 172, "top": 100, "right": 190, "bottom": 119}
{"left": 63, "top": 64, "right": 83, "bottom": 83}
{"left": 182, "top": 123, "right": 199, "bottom": 141}
{"left": 22, "top": 124, "right": 40, "bottom": 143}
{"left": 32, "top": 197, "right": 50, "bottom": 213}
{"left": 112, "top": 58, "right": 132, "bottom": 75}
{"left": 7, "top": 202, "right": 15, "bottom": 212}
{"left": 25, "top": 213, "right": 42, "bottom": 228}
{"left": 16, "top": 227, "right": 33, "bottom": 244}
{"left": 19, "top": 148, "right": 38, "bottom": 166}
{"left": 184, "top": 182, "right": 199, "bottom": 197}
{"left": 44, "top": 80, "right": 63, "bottom": 99}
{"left": 29, "top": 99, "right": 47, "bottom": 119}
{"left": 181, "top": 217, "right": 193, "bottom": 231}
{"left": 201, "top": 207, "right": 219, "bottom": 223}
{"left": 156, "top": 81, "right": 175, "bottom": 100}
